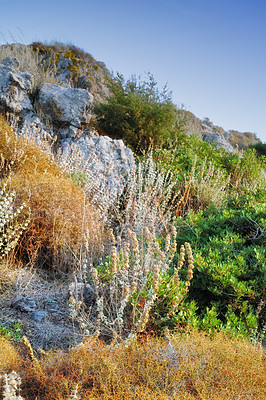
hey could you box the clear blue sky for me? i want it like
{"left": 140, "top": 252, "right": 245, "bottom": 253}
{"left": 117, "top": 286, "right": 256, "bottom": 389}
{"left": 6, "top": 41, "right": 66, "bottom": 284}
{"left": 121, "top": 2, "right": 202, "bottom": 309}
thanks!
{"left": 1, "top": 0, "right": 266, "bottom": 142}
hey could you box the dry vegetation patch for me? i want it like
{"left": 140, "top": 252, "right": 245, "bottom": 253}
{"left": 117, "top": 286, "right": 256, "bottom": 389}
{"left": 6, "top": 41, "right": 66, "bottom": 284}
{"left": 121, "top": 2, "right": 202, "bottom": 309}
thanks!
{"left": 0, "top": 332, "right": 264, "bottom": 399}
{"left": 0, "top": 115, "right": 105, "bottom": 272}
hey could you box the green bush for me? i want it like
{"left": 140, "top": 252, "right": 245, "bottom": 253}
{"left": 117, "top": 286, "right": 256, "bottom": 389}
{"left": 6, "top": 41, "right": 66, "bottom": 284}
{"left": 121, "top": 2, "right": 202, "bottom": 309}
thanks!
{"left": 93, "top": 73, "right": 178, "bottom": 152}
{"left": 171, "top": 197, "right": 265, "bottom": 337}
{"left": 249, "top": 141, "right": 266, "bottom": 157}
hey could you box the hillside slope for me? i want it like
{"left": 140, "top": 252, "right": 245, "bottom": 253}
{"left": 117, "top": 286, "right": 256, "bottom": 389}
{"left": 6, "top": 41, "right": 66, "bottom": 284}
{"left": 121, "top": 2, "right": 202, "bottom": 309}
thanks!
{"left": 0, "top": 41, "right": 261, "bottom": 152}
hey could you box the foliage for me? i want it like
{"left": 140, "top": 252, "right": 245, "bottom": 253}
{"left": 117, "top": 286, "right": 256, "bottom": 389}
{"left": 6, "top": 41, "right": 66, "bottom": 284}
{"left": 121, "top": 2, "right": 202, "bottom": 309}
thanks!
{"left": 171, "top": 196, "right": 266, "bottom": 337}
{"left": 69, "top": 226, "right": 194, "bottom": 343}
{"left": 0, "top": 43, "right": 266, "bottom": 391}
{"left": 0, "top": 323, "right": 22, "bottom": 342}
{"left": 250, "top": 141, "right": 266, "bottom": 157}
{"left": 93, "top": 73, "right": 178, "bottom": 152}
{"left": 0, "top": 336, "right": 22, "bottom": 374}
{"left": 0, "top": 183, "right": 29, "bottom": 259}
{"left": 153, "top": 136, "right": 266, "bottom": 216}
{"left": 116, "top": 153, "right": 176, "bottom": 236}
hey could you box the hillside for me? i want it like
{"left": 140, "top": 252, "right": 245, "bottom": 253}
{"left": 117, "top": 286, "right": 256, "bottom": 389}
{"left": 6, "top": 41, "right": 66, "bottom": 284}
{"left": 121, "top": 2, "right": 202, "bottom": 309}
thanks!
{"left": 0, "top": 42, "right": 261, "bottom": 151}
{"left": 0, "top": 41, "right": 265, "bottom": 399}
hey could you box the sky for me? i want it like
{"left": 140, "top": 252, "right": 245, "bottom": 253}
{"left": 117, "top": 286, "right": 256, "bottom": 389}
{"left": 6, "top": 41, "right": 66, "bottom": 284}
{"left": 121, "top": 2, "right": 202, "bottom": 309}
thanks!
{"left": 0, "top": 0, "right": 266, "bottom": 142}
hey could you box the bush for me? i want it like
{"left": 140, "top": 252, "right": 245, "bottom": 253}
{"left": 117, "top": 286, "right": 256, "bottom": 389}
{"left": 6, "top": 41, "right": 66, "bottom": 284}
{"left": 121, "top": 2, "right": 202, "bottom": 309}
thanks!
{"left": 69, "top": 224, "right": 195, "bottom": 342}
{"left": 152, "top": 135, "right": 266, "bottom": 216}
{"left": 0, "top": 336, "right": 22, "bottom": 374}
{"left": 250, "top": 141, "right": 266, "bottom": 157}
{"left": 93, "top": 73, "right": 178, "bottom": 152}
{"left": 172, "top": 198, "right": 266, "bottom": 337}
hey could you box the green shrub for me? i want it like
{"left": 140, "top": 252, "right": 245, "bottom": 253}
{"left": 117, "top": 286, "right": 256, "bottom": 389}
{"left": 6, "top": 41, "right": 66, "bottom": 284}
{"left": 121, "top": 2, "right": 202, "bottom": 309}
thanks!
{"left": 93, "top": 73, "right": 178, "bottom": 152}
{"left": 249, "top": 141, "right": 266, "bottom": 157}
{"left": 171, "top": 198, "right": 265, "bottom": 337}
{"left": 69, "top": 226, "right": 196, "bottom": 343}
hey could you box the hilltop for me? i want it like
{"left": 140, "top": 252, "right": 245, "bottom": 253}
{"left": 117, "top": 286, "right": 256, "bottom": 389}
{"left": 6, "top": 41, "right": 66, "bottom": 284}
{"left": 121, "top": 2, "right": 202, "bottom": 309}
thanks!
{"left": 0, "top": 42, "right": 261, "bottom": 152}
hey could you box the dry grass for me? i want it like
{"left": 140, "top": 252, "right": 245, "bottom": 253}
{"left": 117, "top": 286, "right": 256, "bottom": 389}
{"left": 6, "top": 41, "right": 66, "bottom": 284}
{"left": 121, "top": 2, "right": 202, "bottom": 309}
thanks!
{"left": 0, "top": 337, "right": 22, "bottom": 374}
{"left": 0, "top": 115, "right": 105, "bottom": 272}
{"left": 0, "top": 331, "right": 264, "bottom": 399}
{"left": 0, "top": 43, "right": 59, "bottom": 89}
{"left": 189, "top": 156, "right": 230, "bottom": 208}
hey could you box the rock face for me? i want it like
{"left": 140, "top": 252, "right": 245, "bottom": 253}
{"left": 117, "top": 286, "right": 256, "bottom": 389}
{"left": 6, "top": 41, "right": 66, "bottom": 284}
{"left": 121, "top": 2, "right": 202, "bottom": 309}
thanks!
{"left": 0, "top": 57, "right": 33, "bottom": 113}
{"left": 0, "top": 55, "right": 135, "bottom": 203}
{"left": 176, "top": 111, "right": 260, "bottom": 151}
{"left": 59, "top": 130, "right": 135, "bottom": 205}
{"left": 203, "top": 132, "right": 235, "bottom": 152}
{"left": 37, "top": 82, "right": 93, "bottom": 127}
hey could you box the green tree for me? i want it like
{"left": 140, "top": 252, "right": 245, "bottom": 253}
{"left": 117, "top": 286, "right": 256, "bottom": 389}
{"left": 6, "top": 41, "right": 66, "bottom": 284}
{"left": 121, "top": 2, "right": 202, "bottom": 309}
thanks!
{"left": 93, "top": 73, "right": 178, "bottom": 152}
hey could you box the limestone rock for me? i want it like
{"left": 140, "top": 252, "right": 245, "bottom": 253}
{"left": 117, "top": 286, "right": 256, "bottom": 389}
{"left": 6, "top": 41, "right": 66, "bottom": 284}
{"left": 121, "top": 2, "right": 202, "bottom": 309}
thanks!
{"left": 59, "top": 130, "right": 135, "bottom": 206}
{"left": 31, "top": 310, "right": 48, "bottom": 322}
{"left": 0, "top": 57, "right": 33, "bottom": 113}
{"left": 12, "top": 296, "right": 37, "bottom": 312}
{"left": 37, "top": 82, "right": 93, "bottom": 127}
{"left": 203, "top": 132, "right": 235, "bottom": 152}
{"left": 20, "top": 111, "right": 54, "bottom": 141}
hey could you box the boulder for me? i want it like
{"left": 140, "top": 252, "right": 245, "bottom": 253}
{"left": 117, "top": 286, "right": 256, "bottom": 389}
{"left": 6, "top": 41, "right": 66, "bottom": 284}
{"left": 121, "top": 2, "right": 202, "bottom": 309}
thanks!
{"left": 37, "top": 82, "right": 93, "bottom": 127}
{"left": 12, "top": 296, "right": 37, "bottom": 312}
{"left": 203, "top": 132, "right": 235, "bottom": 152}
{"left": 59, "top": 130, "right": 135, "bottom": 207}
{"left": 31, "top": 310, "right": 48, "bottom": 323}
{"left": 20, "top": 111, "right": 54, "bottom": 142}
{"left": 0, "top": 57, "right": 33, "bottom": 113}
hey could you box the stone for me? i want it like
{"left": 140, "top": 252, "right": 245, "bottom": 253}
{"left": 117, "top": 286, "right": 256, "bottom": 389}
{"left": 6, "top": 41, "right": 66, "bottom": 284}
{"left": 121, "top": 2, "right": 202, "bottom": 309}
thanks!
{"left": 57, "top": 125, "right": 79, "bottom": 139}
{"left": 44, "top": 297, "right": 60, "bottom": 312}
{"left": 203, "top": 132, "right": 235, "bottom": 152}
{"left": 0, "top": 57, "right": 33, "bottom": 113}
{"left": 59, "top": 130, "right": 135, "bottom": 207}
{"left": 12, "top": 296, "right": 37, "bottom": 312}
{"left": 20, "top": 111, "right": 54, "bottom": 141}
{"left": 69, "top": 282, "right": 97, "bottom": 307}
{"left": 31, "top": 310, "right": 48, "bottom": 322}
{"left": 77, "top": 75, "right": 91, "bottom": 90}
{"left": 37, "top": 82, "right": 93, "bottom": 127}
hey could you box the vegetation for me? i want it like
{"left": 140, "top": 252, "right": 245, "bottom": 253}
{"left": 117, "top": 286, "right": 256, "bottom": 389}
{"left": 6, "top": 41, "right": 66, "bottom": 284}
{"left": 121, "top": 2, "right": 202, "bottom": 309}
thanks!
{"left": 93, "top": 73, "right": 178, "bottom": 152}
{"left": 250, "top": 141, "right": 266, "bottom": 157}
{"left": 0, "top": 332, "right": 265, "bottom": 399}
{"left": 0, "top": 115, "right": 104, "bottom": 272}
{"left": 0, "top": 43, "right": 265, "bottom": 399}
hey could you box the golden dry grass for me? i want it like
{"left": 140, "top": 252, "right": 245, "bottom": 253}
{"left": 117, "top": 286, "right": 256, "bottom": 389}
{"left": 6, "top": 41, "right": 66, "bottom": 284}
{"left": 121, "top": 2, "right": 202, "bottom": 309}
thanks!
{"left": 0, "top": 115, "right": 105, "bottom": 271}
{"left": 0, "top": 336, "right": 22, "bottom": 374}
{"left": 0, "top": 331, "right": 264, "bottom": 399}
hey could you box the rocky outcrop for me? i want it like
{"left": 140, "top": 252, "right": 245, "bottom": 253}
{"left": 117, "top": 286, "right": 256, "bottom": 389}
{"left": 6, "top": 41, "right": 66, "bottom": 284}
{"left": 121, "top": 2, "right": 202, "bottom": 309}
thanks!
{"left": 176, "top": 111, "right": 260, "bottom": 151}
{"left": 21, "top": 111, "right": 53, "bottom": 141}
{"left": 59, "top": 130, "right": 135, "bottom": 205}
{"left": 0, "top": 56, "right": 135, "bottom": 203}
{"left": 29, "top": 41, "right": 110, "bottom": 102}
{"left": 0, "top": 57, "right": 33, "bottom": 113}
{"left": 37, "top": 82, "right": 93, "bottom": 127}
{"left": 203, "top": 132, "right": 235, "bottom": 152}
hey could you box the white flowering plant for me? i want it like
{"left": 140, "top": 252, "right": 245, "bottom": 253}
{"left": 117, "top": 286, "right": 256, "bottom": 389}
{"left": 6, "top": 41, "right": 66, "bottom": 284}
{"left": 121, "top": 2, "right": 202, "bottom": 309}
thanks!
{"left": 69, "top": 226, "right": 194, "bottom": 344}
{"left": 0, "top": 183, "right": 30, "bottom": 259}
